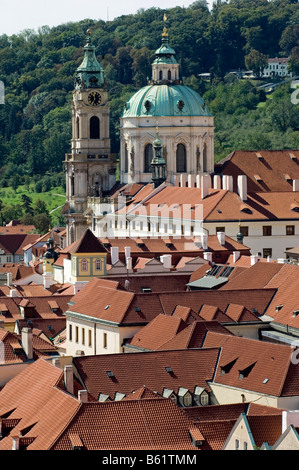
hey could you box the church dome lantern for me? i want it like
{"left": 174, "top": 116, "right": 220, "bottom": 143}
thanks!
{"left": 74, "top": 29, "right": 105, "bottom": 90}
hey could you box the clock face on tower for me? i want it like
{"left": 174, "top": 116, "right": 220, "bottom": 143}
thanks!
{"left": 88, "top": 91, "right": 102, "bottom": 106}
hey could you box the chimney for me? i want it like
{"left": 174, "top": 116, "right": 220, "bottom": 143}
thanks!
{"left": 217, "top": 231, "right": 225, "bottom": 246}
{"left": 195, "top": 174, "right": 201, "bottom": 188}
{"left": 226, "top": 175, "right": 233, "bottom": 192}
{"left": 238, "top": 175, "right": 247, "bottom": 202}
{"left": 161, "top": 254, "right": 172, "bottom": 269}
{"left": 233, "top": 251, "right": 240, "bottom": 263}
{"left": 12, "top": 436, "right": 20, "bottom": 450}
{"left": 201, "top": 233, "right": 208, "bottom": 250}
{"left": 174, "top": 175, "right": 180, "bottom": 187}
{"left": 124, "top": 246, "right": 131, "bottom": 261}
{"left": 111, "top": 246, "right": 119, "bottom": 265}
{"left": 267, "top": 256, "right": 273, "bottom": 263}
{"left": 201, "top": 174, "right": 210, "bottom": 199}
{"left": 203, "top": 251, "right": 213, "bottom": 262}
{"left": 180, "top": 174, "right": 187, "bottom": 187}
{"left": 293, "top": 180, "right": 299, "bottom": 192}
{"left": 10, "top": 289, "right": 18, "bottom": 298}
{"left": 250, "top": 255, "right": 258, "bottom": 266}
{"left": 188, "top": 174, "right": 195, "bottom": 187}
{"left": 43, "top": 272, "right": 54, "bottom": 289}
{"left": 52, "top": 358, "right": 60, "bottom": 368}
{"left": 213, "top": 174, "right": 221, "bottom": 189}
{"left": 64, "top": 365, "right": 74, "bottom": 395}
{"left": 6, "top": 272, "right": 13, "bottom": 286}
{"left": 78, "top": 390, "right": 89, "bottom": 403}
{"left": 126, "top": 256, "right": 132, "bottom": 270}
{"left": 21, "top": 327, "right": 33, "bottom": 360}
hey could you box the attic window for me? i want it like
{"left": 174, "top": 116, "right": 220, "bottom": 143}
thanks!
{"left": 240, "top": 205, "right": 252, "bottom": 214}
{"left": 254, "top": 175, "right": 262, "bottom": 182}
{"left": 238, "top": 362, "right": 256, "bottom": 380}
{"left": 293, "top": 310, "right": 299, "bottom": 317}
{"left": 289, "top": 153, "right": 297, "bottom": 161}
{"left": 104, "top": 305, "right": 110, "bottom": 310}
{"left": 0, "top": 303, "right": 8, "bottom": 315}
{"left": 106, "top": 371, "right": 114, "bottom": 378}
{"left": 134, "top": 307, "right": 141, "bottom": 312}
{"left": 48, "top": 300, "right": 59, "bottom": 312}
{"left": 256, "top": 152, "right": 263, "bottom": 160}
{"left": 220, "top": 358, "right": 238, "bottom": 375}
{"left": 141, "top": 287, "right": 152, "bottom": 293}
{"left": 275, "top": 304, "right": 283, "bottom": 312}
{"left": 165, "top": 366, "right": 173, "bottom": 374}
{"left": 284, "top": 174, "right": 292, "bottom": 182}
{"left": 263, "top": 378, "right": 269, "bottom": 384}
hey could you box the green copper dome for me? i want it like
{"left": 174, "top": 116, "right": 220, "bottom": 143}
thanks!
{"left": 122, "top": 84, "right": 212, "bottom": 118}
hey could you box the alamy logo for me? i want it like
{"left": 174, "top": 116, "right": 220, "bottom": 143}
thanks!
{"left": 0, "top": 81, "right": 4, "bottom": 104}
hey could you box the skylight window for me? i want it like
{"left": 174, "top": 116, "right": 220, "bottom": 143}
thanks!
{"left": 165, "top": 366, "right": 173, "bottom": 374}
{"left": 106, "top": 371, "right": 114, "bottom": 378}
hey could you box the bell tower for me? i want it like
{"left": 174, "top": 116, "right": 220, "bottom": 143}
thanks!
{"left": 63, "top": 30, "right": 115, "bottom": 246}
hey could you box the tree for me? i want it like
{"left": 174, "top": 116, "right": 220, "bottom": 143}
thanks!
{"left": 245, "top": 50, "right": 268, "bottom": 78}
{"left": 289, "top": 46, "right": 299, "bottom": 76}
{"left": 21, "top": 194, "right": 33, "bottom": 215}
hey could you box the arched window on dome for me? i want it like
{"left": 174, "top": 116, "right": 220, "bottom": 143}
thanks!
{"left": 124, "top": 143, "right": 129, "bottom": 173}
{"left": 90, "top": 116, "right": 100, "bottom": 139}
{"left": 176, "top": 143, "right": 187, "bottom": 173}
{"left": 168, "top": 70, "right": 171, "bottom": 80}
{"left": 203, "top": 143, "right": 208, "bottom": 172}
{"left": 144, "top": 144, "right": 153, "bottom": 173}
{"left": 159, "top": 70, "right": 163, "bottom": 81}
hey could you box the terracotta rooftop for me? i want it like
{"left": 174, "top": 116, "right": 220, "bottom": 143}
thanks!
{"left": 202, "top": 331, "right": 299, "bottom": 397}
{"left": 0, "top": 234, "right": 40, "bottom": 256}
{"left": 51, "top": 398, "right": 202, "bottom": 450}
{"left": 215, "top": 150, "right": 299, "bottom": 193}
{"left": 73, "top": 348, "right": 220, "bottom": 402}
{"left": 67, "top": 278, "right": 272, "bottom": 326}
{"left": 219, "top": 261, "right": 284, "bottom": 290}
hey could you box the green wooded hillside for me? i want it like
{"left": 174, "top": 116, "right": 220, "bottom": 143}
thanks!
{"left": 0, "top": 0, "right": 298, "bottom": 193}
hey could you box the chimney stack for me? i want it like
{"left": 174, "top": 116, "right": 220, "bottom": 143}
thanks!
{"left": 201, "top": 233, "right": 208, "bottom": 250}
{"left": 111, "top": 246, "right": 119, "bottom": 265}
{"left": 213, "top": 174, "right": 221, "bottom": 189}
{"left": 6, "top": 272, "right": 13, "bottom": 286}
{"left": 233, "top": 251, "right": 240, "bottom": 263}
{"left": 203, "top": 251, "right": 213, "bottom": 262}
{"left": 124, "top": 246, "right": 131, "bottom": 261}
{"left": 201, "top": 174, "right": 210, "bottom": 199}
{"left": 293, "top": 180, "right": 299, "bottom": 192}
{"left": 126, "top": 256, "right": 132, "bottom": 271}
{"left": 250, "top": 255, "right": 258, "bottom": 266}
{"left": 217, "top": 231, "right": 225, "bottom": 246}
{"left": 180, "top": 174, "right": 187, "bottom": 187}
{"left": 161, "top": 254, "right": 172, "bottom": 269}
{"left": 238, "top": 175, "right": 247, "bottom": 202}
{"left": 188, "top": 174, "right": 195, "bottom": 188}
{"left": 64, "top": 365, "right": 74, "bottom": 395}
{"left": 78, "top": 390, "right": 89, "bottom": 403}
{"left": 21, "top": 327, "right": 33, "bottom": 360}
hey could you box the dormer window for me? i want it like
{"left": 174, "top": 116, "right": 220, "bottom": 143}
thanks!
{"left": 238, "top": 362, "right": 256, "bottom": 380}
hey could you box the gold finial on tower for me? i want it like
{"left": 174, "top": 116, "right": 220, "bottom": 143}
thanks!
{"left": 162, "top": 13, "right": 168, "bottom": 37}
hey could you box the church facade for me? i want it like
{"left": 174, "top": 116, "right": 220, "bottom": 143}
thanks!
{"left": 119, "top": 17, "right": 214, "bottom": 185}
{"left": 63, "top": 20, "right": 215, "bottom": 244}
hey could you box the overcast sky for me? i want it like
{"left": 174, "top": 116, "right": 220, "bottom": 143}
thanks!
{"left": 0, "top": 0, "right": 214, "bottom": 36}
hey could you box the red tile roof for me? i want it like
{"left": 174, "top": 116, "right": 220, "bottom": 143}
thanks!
{"left": 73, "top": 349, "right": 220, "bottom": 402}
{"left": 216, "top": 150, "right": 299, "bottom": 193}
{"left": 51, "top": 398, "right": 202, "bottom": 450}
{"left": 0, "top": 359, "right": 80, "bottom": 450}
{"left": 203, "top": 332, "right": 297, "bottom": 397}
